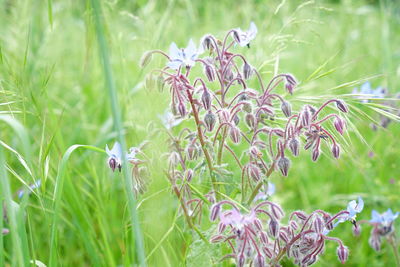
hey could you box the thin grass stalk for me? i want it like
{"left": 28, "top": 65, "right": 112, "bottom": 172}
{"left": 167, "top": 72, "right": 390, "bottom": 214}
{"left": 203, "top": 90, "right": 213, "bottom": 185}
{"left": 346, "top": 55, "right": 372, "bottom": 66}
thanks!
{"left": 90, "top": 0, "right": 146, "bottom": 265}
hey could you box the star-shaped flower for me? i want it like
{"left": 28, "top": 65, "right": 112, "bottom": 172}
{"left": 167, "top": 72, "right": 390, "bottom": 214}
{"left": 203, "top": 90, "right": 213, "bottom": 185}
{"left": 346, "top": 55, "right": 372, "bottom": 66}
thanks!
{"left": 370, "top": 209, "right": 399, "bottom": 226}
{"left": 233, "top": 22, "right": 258, "bottom": 47}
{"left": 167, "top": 39, "right": 201, "bottom": 70}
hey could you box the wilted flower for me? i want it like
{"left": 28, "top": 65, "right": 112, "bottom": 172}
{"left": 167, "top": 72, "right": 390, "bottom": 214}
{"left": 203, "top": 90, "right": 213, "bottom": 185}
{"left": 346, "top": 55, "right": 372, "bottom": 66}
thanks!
{"left": 167, "top": 39, "right": 201, "bottom": 70}
{"left": 233, "top": 22, "right": 258, "bottom": 47}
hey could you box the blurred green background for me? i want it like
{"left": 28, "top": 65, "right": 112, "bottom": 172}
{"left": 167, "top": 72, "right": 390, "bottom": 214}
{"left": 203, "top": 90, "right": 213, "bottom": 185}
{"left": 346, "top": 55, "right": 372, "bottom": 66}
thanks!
{"left": 0, "top": 0, "right": 399, "bottom": 266}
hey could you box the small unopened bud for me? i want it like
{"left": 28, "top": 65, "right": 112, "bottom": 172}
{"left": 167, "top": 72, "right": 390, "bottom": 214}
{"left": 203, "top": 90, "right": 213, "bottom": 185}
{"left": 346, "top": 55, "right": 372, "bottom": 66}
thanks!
{"left": 352, "top": 224, "right": 361, "bottom": 236}
{"left": 229, "top": 126, "right": 241, "bottom": 144}
{"left": 201, "top": 35, "right": 213, "bottom": 50}
{"left": 245, "top": 113, "right": 256, "bottom": 129}
{"left": 232, "top": 30, "right": 241, "bottom": 44}
{"left": 178, "top": 102, "right": 186, "bottom": 117}
{"left": 218, "top": 222, "right": 226, "bottom": 233}
{"left": 369, "top": 235, "right": 381, "bottom": 251}
{"left": 337, "top": 245, "right": 349, "bottom": 264}
{"left": 250, "top": 146, "right": 262, "bottom": 158}
{"left": 201, "top": 89, "right": 212, "bottom": 110}
{"left": 279, "top": 231, "right": 289, "bottom": 243}
{"left": 301, "top": 109, "right": 311, "bottom": 127}
{"left": 285, "top": 74, "right": 297, "bottom": 94}
{"left": 290, "top": 220, "right": 299, "bottom": 230}
{"left": 168, "top": 152, "right": 180, "bottom": 166}
{"left": 233, "top": 114, "right": 240, "bottom": 125}
{"left": 254, "top": 218, "right": 263, "bottom": 231}
{"left": 253, "top": 254, "right": 265, "bottom": 267}
{"left": 289, "top": 138, "right": 300, "bottom": 156}
{"left": 185, "top": 169, "right": 194, "bottom": 182}
{"left": 2, "top": 228, "right": 9, "bottom": 235}
{"left": 277, "top": 157, "right": 291, "bottom": 176}
{"left": 243, "top": 62, "right": 253, "bottom": 79}
{"left": 210, "top": 235, "right": 225, "bottom": 243}
{"left": 204, "top": 112, "right": 216, "bottom": 131}
{"left": 312, "top": 148, "right": 320, "bottom": 162}
{"left": 262, "top": 247, "right": 273, "bottom": 259}
{"left": 186, "top": 143, "right": 198, "bottom": 160}
{"left": 260, "top": 231, "right": 269, "bottom": 244}
{"left": 203, "top": 64, "right": 215, "bottom": 81}
{"left": 336, "top": 99, "right": 349, "bottom": 113}
{"left": 210, "top": 204, "right": 220, "bottom": 221}
{"left": 281, "top": 101, "right": 292, "bottom": 117}
{"left": 313, "top": 216, "right": 324, "bottom": 233}
{"left": 237, "top": 254, "right": 246, "bottom": 267}
{"left": 108, "top": 158, "right": 117, "bottom": 172}
{"left": 334, "top": 117, "right": 345, "bottom": 135}
{"left": 332, "top": 143, "right": 340, "bottom": 159}
{"left": 269, "top": 219, "right": 279, "bottom": 238}
{"left": 249, "top": 164, "right": 262, "bottom": 182}
{"left": 139, "top": 51, "right": 153, "bottom": 68}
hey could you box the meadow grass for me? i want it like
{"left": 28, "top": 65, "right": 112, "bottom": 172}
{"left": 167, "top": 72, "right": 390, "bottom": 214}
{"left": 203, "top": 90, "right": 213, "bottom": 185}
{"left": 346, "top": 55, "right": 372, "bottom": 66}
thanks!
{"left": 0, "top": 0, "right": 399, "bottom": 266}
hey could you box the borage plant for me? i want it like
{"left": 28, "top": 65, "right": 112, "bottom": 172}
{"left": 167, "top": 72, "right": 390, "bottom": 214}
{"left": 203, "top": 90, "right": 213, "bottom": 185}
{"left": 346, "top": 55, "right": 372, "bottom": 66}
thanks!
{"left": 143, "top": 22, "right": 361, "bottom": 266}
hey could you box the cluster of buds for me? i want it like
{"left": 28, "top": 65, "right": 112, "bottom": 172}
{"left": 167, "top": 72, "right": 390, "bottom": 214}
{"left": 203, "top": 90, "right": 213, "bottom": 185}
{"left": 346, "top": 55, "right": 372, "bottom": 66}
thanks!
{"left": 356, "top": 208, "right": 399, "bottom": 252}
{"left": 105, "top": 141, "right": 150, "bottom": 195}
{"left": 142, "top": 22, "right": 356, "bottom": 266}
{"left": 209, "top": 197, "right": 363, "bottom": 266}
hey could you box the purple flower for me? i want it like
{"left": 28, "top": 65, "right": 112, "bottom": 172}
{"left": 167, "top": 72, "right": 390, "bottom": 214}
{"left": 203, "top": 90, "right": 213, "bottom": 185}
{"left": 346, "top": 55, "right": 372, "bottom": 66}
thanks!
{"left": 167, "top": 39, "right": 201, "bottom": 70}
{"left": 1, "top": 228, "right": 9, "bottom": 235}
{"left": 234, "top": 22, "right": 258, "bottom": 47}
{"left": 106, "top": 142, "right": 123, "bottom": 172}
{"left": 370, "top": 209, "right": 399, "bottom": 226}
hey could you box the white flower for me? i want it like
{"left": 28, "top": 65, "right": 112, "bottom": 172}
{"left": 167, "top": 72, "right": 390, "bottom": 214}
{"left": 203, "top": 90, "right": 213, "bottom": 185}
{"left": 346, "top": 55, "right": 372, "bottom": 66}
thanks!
{"left": 159, "top": 110, "right": 183, "bottom": 130}
{"left": 106, "top": 142, "right": 123, "bottom": 172}
{"left": 167, "top": 39, "right": 201, "bottom": 70}
{"left": 234, "top": 22, "right": 258, "bottom": 47}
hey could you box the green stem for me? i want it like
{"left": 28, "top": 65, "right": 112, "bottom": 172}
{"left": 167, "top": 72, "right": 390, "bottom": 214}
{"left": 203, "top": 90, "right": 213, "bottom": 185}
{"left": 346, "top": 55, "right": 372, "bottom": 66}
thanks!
{"left": 90, "top": 0, "right": 146, "bottom": 265}
{"left": 247, "top": 162, "right": 276, "bottom": 205}
{"left": 389, "top": 236, "right": 400, "bottom": 267}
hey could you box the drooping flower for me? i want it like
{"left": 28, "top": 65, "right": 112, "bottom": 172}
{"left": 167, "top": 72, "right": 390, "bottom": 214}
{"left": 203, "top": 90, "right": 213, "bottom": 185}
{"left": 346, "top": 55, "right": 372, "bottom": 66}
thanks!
{"left": 17, "top": 179, "right": 42, "bottom": 199}
{"left": 233, "top": 22, "right": 258, "bottom": 47}
{"left": 106, "top": 142, "right": 123, "bottom": 172}
{"left": 167, "top": 39, "right": 201, "bottom": 70}
{"left": 346, "top": 197, "right": 364, "bottom": 221}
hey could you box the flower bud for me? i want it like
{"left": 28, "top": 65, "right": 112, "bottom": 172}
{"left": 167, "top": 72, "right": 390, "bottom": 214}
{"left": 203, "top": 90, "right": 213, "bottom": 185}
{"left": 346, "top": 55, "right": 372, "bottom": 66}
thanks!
{"left": 245, "top": 113, "right": 256, "bottom": 129}
{"left": 210, "top": 204, "right": 220, "bottom": 221}
{"left": 237, "top": 254, "right": 246, "bottom": 267}
{"left": 243, "top": 101, "right": 252, "bottom": 113}
{"left": 250, "top": 146, "right": 262, "bottom": 158}
{"left": 108, "top": 158, "right": 117, "bottom": 172}
{"left": 269, "top": 219, "right": 279, "bottom": 238}
{"left": 254, "top": 218, "right": 263, "bottom": 231}
{"left": 285, "top": 74, "right": 297, "bottom": 94}
{"left": 249, "top": 164, "right": 262, "bottom": 182}
{"left": 253, "top": 254, "right": 265, "bottom": 267}
{"left": 186, "top": 143, "right": 198, "bottom": 160}
{"left": 233, "top": 114, "right": 240, "bottom": 125}
{"left": 243, "top": 62, "right": 253, "bottom": 79}
{"left": 232, "top": 30, "right": 241, "bottom": 44}
{"left": 337, "top": 245, "right": 349, "bottom": 264}
{"left": 260, "top": 231, "right": 269, "bottom": 244}
{"left": 185, "top": 169, "right": 194, "bottom": 182}
{"left": 369, "top": 234, "right": 381, "bottom": 251}
{"left": 218, "top": 222, "right": 226, "bottom": 233}
{"left": 210, "top": 235, "right": 225, "bottom": 243}
{"left": 289, "top": 138, "right": 300, "bottom": 156}
{"left": 178, "top": 102, "right": 186, "bottom": 117}
{"left": 201, "top": 89, "right": 212, "bottom": 110}
{"left": 277, "top": 157, "right": 291, "bottom": 177}
{"left": 262, "top": 247, "right": 273, "bottom": 259}
{"left": 290, "top": 220, "right": 298, "bottom": 230}
{"left": 352, "top": 224, "right": 361, "bottom": 236}
{"left": 2, "top": 228, "right": 9, "bottom": 235}
{"left": 301, "top": 109, "right": 311, "bottom": 127}
{"left": 204, "top": 112, "right": 216, "bottom": 131}
{"left": 336, "top": 99, "right": 349, "bottom": 113}
{"left": 281, "top": 101, "right": 292, "bottom": 117}
{"left": 204, "top": 64, "right": 215, "bottom": 82}
{"left": 139, "top": 51, "right": 153, "bottom": 68}
{"left": 229, "top": 126, "right": 241, "bottom": 144}
{"left": 168, "top": 152, "right": 180, "bottom": 167}
{"left": 334, "top": 117, "right": 345, "bottom": 135}
{"left": 218, "top": 109, "right": 230, "bottom": 123}
{"left": 279, "top": 231, "right": 289, "bottom": 243}
{"left": 313, "top": 216, "right": 324, "bottom": 233}
{"left": 312, "top": 148, "right": 320, "bottom": 162}
{"left": 331, "top": 143, "right": 340, "bottom": 159}
{"left": 201, "top": 35, "right": 213, "bottom": 50}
